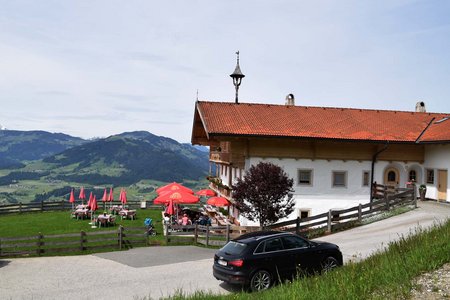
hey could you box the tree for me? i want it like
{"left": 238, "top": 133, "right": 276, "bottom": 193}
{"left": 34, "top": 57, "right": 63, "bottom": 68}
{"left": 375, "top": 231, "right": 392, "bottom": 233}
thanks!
{"left": 232, "top": 162, "right": 294, "bottom": 229}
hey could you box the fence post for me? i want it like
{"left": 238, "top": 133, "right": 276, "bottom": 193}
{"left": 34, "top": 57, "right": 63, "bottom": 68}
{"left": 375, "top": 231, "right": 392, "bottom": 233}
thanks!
{"left": 118, "top": 226, "right": 123, "bottom": 250}
{"left": 41, "top": 201, "right": 44, "bottom": 212}
{"left": 19, "top": 202, "right": 22, "bottom": 214}
{"left": 327, "top": 210, "right": 332, "bottom": 233}
{"left": 61, "top": 199, "right": 64, "bottom": 211}
{"left": 384, "top": 187, "right": 389, "bottom": 211}
{"left": 37, "top": 233, "right": 43, "bottom": 256}
{"left": 226, "top": 224, "right": 230, "bottom": 243}
{"left": 194, "top": 224, "right": 198, "bottom": 244}
{"left": 206, "top": 224, "right": 210, "bottom": 247}
{"left": 296, "top": 217, "right": 300, "bottom": 235}
{"left": 145, "top": 226, "right": 149, "bottom": 246}
{"left": 165, "top": 223, "right": 169, "bottom": 244}
{"left": 358, "top": 204, "right": 362, "bottom": 223}
{"left": 413, "top": 187, "right": 417, "bottom": 208}
{"left": 80, "top": 231, "right": 85, "bottom": 251}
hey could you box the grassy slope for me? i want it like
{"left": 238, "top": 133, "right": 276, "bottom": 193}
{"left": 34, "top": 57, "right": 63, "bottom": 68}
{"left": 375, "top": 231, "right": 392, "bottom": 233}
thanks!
{"left": 0, "top": 208, "right": 165, "bottom": 241}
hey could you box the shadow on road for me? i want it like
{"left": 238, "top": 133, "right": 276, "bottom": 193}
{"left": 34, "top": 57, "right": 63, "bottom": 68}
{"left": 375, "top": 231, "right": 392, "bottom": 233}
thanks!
{"left": 0, "top": 260, "right": 11, "bottom": 268}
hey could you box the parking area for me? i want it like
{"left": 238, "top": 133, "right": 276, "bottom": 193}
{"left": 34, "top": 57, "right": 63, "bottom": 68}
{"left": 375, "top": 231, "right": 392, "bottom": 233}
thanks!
{"left": 1, "top": 201, "right": 449, "bottom": 300}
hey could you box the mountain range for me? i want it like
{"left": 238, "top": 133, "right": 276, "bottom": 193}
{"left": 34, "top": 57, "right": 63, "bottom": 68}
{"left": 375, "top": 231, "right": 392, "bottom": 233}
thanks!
{"left": 0, "top": 130, "right": 209, "bottom": 186}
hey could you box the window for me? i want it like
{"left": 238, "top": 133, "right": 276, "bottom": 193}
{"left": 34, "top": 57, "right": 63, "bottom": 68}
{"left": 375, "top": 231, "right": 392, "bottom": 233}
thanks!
{"left": 264, "top": 238, "right": 283, "bottom": 252}
{"left": 388, "top": 171, "right": 396, "bottom": 182}
{"left": 300, "top": 210, "right": 309, "bottom": 219}
{"left": 332, "top": 171, "right": 347, "bottom": 188}
{"left": 426, "top": 169, "right": 434, "bottom": 184}
{"left": 409, "top": 170, "right": 417, "bottom": 182}
{"left": 281, "top": 236, "right": 309, "bottom": 250}
{"left": 362, "top": 171, "right": 370, "bottom": 187}
{"left": 298, "top": 169, "right": 313, "bottom": 185}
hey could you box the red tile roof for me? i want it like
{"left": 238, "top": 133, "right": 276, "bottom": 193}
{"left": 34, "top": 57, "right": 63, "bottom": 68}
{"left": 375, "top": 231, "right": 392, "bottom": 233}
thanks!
{"left": 194, "top": 101, "right": 450, "bottom": 143}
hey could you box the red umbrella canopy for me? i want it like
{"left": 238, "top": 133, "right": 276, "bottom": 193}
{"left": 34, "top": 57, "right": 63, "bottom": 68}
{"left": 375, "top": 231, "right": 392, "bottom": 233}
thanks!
{"left": 196, "top": 189, "right": 216, "bottom": 197}
{"left": 108, "top": 187, "right": 114, "bottom": 202}
{"left": 121, "top": 190, "right": 127, "bottom": 205}
{"left": 102, "top": 188, "right": 108, "bottom": 202}
{"left": 207, "top": 197, "right": 230, "bottom": 207}
{"left": 79, "top": 187, "right": 86, "bottom": 200}
{"left": 91, "top": 195, "right": 98, "bottom": 211}
{"left": 69, "top": 189, "right": 75, "bottom": 203}
{"left": 156, "top": 182, "right": 193, "bottom": 195}
{"left": 154, "top": 191, "right": 199, "bottom": 205}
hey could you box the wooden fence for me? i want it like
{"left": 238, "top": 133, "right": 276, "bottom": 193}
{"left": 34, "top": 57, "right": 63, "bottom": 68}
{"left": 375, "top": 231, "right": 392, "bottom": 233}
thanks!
{"left": 0, "top": 200, "right": 161, "bottom": 215}
{"left": 0, "top": 225, "right": 156, "bottom": 258}
{"left": 266, "top": 184, "right": 416, "bottom": 233}
{"left": 164, "top": 223, "right": 260, "bottom": 247}
{"left": 166, "top": 185, "right": 416, "bottom": 245}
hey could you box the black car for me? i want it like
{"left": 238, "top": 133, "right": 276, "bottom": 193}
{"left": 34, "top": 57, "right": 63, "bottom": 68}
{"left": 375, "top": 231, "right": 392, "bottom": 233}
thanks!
{"left": 213, "top": 231, "right": 343, "bottom": 291}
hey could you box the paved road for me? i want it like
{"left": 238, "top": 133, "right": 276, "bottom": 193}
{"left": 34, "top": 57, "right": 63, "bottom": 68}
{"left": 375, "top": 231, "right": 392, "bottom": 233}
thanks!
{"left": 1, "top": 201, "right": 449, "bottom": 300}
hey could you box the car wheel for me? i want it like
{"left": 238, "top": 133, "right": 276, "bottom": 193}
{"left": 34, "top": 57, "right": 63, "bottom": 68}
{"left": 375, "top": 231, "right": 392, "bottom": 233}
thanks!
{"left": 250, "top": 270, "right": 272, "bottom": 292}
{"left": 321, "top": 256, "right": 339, "bottom": 273}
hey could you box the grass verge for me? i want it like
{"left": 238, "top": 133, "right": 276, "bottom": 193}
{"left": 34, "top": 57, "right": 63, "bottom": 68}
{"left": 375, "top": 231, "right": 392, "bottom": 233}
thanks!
{"left": 165, "top": 219, "right": 450, "bottom": 300}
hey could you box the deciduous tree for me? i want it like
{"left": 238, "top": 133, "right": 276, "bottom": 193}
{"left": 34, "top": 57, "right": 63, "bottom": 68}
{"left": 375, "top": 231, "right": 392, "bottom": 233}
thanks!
{"left": 232, "top": 162, "right": 294, "bottom": 229}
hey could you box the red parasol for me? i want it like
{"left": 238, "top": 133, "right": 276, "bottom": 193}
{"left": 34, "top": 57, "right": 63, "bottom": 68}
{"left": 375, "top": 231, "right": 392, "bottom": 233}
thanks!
{"left": 89, "top": 195, "right": 98, "bottom": 226}
{"left": 156, "top": 182, "right": 194, "bottom": 195}
{"left": 196, "top": 189, "right": 216, "bottom": 197}
{"left": 207, "top": 196, "right": 230, "bottom": 207}
{"left": 79, "top": 187, "right": 86, "bottom": 204}
{"left": 154, "top": 191, "right": 199, "bottom": 205}
{"left": 165, "top": 199, "right": 175, "bottom": 215}
{"left": 87, "top": 192, "right": 93, "bottom": 207}
{"left": 102, "top": 188, "right": 107, "bottom": 210}
{"left": 108, "top": 187, "right": 114, "bottom": 202}
{"left": 121, "top": 189, "right": 127, "bottom": 206}
{"left": 69, "top": 189, "right": 75, "bottom": 203}
{"left": 69, "top": 188, "right": 75, "bottom": 210}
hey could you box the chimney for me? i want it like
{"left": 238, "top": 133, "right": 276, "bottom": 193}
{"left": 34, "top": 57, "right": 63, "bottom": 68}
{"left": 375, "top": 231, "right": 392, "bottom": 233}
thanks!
{"left": 285, "top": 94, "right": 295, "bottom": 106}
{"left": 415, "top": 101, "right": 426, "bottom": 113}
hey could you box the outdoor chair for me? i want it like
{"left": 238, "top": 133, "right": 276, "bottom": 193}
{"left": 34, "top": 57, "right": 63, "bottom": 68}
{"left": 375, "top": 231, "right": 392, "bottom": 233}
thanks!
{"left": 109, "top": 216, "right": 116, "bottom": 226}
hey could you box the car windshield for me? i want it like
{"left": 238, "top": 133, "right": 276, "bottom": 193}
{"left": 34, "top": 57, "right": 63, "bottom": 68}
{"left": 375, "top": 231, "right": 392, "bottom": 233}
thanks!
{"left": 220, "top": 241, "right": 247, "bottom": 255}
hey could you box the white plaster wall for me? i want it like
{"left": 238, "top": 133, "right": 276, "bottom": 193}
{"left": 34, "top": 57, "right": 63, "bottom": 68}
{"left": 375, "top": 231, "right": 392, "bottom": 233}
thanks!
{"left": 424, "top": 144, "right": 450, "bottom": 201}
{"left": 239, "top": 157, "right": 418, "bottom": 222}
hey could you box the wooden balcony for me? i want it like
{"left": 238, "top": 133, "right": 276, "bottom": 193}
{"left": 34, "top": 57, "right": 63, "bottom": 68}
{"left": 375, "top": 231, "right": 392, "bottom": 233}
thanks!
{"left": 209, "top": 181, "right": 232, "bottom": 198}
{"left": 209, "top": 151, "right": 231, "bottom": 164}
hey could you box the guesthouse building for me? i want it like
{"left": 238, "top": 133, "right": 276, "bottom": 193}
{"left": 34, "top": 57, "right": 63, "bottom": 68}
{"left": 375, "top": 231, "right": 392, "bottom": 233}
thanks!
{"left": 191, "top": 98, "right": 450, "bottom": 225}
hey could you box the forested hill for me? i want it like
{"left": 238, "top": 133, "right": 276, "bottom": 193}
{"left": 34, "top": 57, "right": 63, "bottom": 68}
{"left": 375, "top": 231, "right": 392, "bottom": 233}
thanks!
{"left": 42, "top": 131, "right": 209, "bottom": 185}
{"left": 0, "top": 130, "right": 86, "bottom": 168}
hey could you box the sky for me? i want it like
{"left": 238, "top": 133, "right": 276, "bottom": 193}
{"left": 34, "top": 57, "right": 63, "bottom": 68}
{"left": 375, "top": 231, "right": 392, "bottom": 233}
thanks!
{"left": 0, "top": 1, "right": 449, "bottom": 142}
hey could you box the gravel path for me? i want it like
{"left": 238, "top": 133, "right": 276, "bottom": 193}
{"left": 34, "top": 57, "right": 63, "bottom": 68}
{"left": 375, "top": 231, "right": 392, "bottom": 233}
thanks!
{"left": 410, "top": 263, "right": 450, "bottom": 299}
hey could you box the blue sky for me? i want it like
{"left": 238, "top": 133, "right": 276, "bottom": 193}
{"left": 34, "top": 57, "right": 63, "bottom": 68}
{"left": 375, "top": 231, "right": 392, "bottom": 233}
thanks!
{"left": 0, "top": 1, "right": 449, "bottom": 142}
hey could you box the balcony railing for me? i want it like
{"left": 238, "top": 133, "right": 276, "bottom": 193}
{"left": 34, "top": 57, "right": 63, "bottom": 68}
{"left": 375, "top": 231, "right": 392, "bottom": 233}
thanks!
{"left": 207, "top": 176, "right": 232, "bottom": 198}
{"left": 209, "top": 151, "right": 230, "bottom": 163}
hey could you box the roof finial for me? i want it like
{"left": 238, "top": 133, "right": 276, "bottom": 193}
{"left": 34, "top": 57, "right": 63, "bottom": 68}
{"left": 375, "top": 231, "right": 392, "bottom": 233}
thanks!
{"left": 230, "top": 51, "right": 245, "bottom": 104}
{"left": 196, "top": 89, "right": 199, "bottom": 101}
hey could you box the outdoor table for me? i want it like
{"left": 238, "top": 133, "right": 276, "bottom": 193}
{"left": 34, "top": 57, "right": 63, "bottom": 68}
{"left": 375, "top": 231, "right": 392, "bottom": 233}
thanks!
{"left": 110, "top": 205, "right": 123, "bottom": 215}
{"left": 119, "top": 209, "right": 136, "bottom": 220}
{"left": 74, "top": 208, "right": 89, "bottom": 219}
{"left": 75, "top": 204, "right": 88, "bottom": 210}
{"left": 96, "top": 214, "right": 115, "bottom": 227}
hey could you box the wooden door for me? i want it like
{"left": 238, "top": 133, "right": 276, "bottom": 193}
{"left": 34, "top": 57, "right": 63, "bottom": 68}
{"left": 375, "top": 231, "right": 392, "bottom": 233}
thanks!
{"left": 438, "top": 170, "right": 447, "bottom": 201}
{"left": 384, "top": 167, "right": 399, "bottom": 187}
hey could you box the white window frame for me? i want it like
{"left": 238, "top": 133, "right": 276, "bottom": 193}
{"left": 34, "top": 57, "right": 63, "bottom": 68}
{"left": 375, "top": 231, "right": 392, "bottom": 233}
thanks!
{"left": 362, "top": 170, "right": 370, "bottom": 187}
{"left": 332, "top": 171, "right": 347, "bottom": 188}
{"left": 297, "top": 169, "right": 313, "bottom": 186}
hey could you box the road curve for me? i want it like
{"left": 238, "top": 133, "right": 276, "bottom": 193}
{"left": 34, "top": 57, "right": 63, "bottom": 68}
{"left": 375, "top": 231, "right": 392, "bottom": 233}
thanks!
{"left": 0, "top": 201, "right": 449, "bottom": 299}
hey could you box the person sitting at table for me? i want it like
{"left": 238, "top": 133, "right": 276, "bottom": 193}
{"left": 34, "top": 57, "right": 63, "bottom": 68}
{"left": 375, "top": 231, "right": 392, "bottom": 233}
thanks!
{"left": 180, "top": 213, "right": 190, "bottom": 226}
